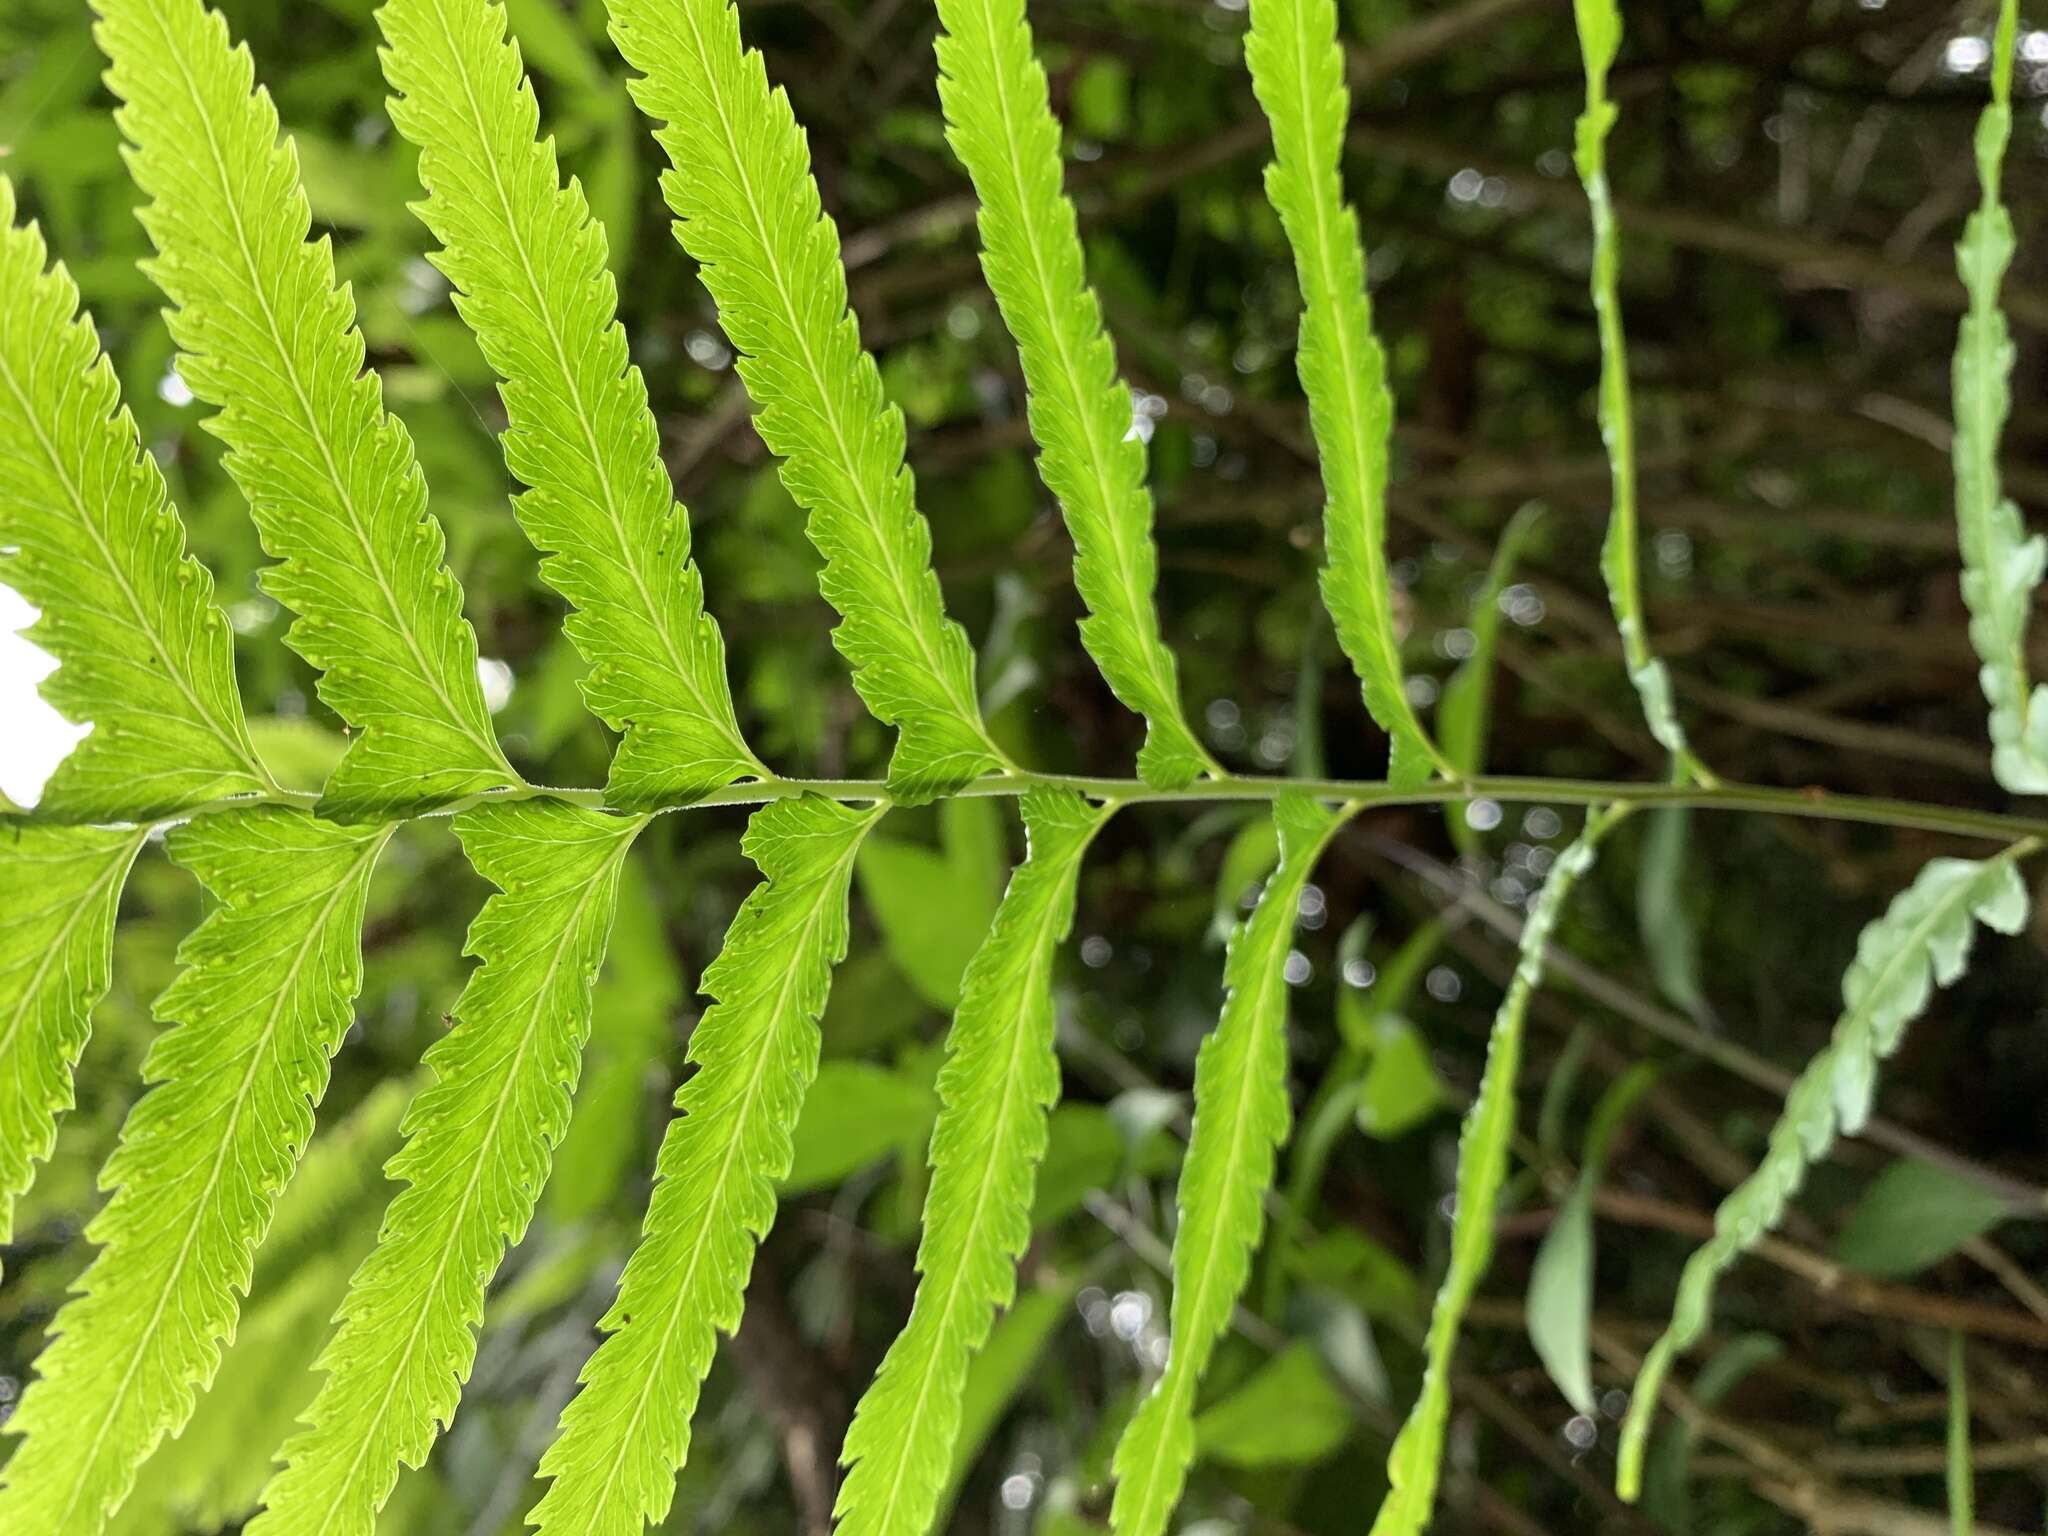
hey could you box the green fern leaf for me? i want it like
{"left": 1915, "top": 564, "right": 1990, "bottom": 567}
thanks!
{"left": 0, "top": 823, "right": 146, "bottom": 1249}
{"left": 249, "top": 801, "right": 642, "bottom": 1536}
{"left": 0, "top": 176, "right": 269, "bottom": 821}
{"left": 1947, "top": 0, "right": 2044, "bottom": 791}
{"left": 1615, "top": 849, "right": 2028, "bottom": 1499}
{"left": 836, "top": 790, "right": 1113, "bottom": 1536}
{"left": 606, "top": 0, "right": 1012, "bottom": 804}
{"left": 1573, "top": 0, "right": 1702, "bottom": 778}
{"left": 95, "top": 0, "right": 520, "bottom": 820}
{"left": 377, "top": 0, "right": 765, "bottom": 806}
{"left": 0, "top": 809, "right": 391, "bottom": 1536}
{"left": 932, "top": 0, "right": 1211, "bottom": 789}
{"left": 1110, "top": 791, "right": 1350, "bottom": 1536}
{"left": 529, "top": 795, "right": 879, "bottom": 1536}
{"left": 1371, "top": 805, "right": 1624, "bottom": 1536}
{"left": 1243, "top": 0, "right": 1444, "bottom": 791}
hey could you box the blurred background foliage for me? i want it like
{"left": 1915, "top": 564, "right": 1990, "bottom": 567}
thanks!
{"left": 5, "top": 0, "right": 2048, "bottom": 1532}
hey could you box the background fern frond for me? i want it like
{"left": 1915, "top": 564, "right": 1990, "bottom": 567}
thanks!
{"left": 250, "top": 801, "right": 642, "bottom": 1536}
{"left": 1615, "top": 848, "right": 2029, "bottom": 1499}
{"left": 1244, "top": 0, "right": 1444, "bottom": 791}
{"left": 1572, "top": 0, "right": 1703, "bottom": 779}
{"left": 530, "top": 795, "right": 880, "bottom": 1536}
{"left": 0, "top": 176, "right": 268, "bottom": 821}
{"left": 378, "top": 0, "right": 765, "bottom": 806}
{"left": 932, "top": 0, "right": 1211, "bottom": 790}
{"left": 94, "top": 0, "right": 519, "bottom": 820}
{"left": 0, "top": 823, "right": 146, "bottom": 1250}
{"left": 1370, "top": 804, "right": 1624, "bottom": 1536}
{"left": 1110, "top": 791, "right": 1350, "bottom": 1536}
{"left": 111, "top": 1085, "right": 405, "bottom": 1536}
{"left": 0, "top": 809, "right": 390, "bottom": 1536}
{"left": 1948, "top": 0, "right": 2043, "bottom": 791}
{"left": 606, "top": 0, "right": 1011, "bottom": 804}
{"left": 836, "top": 789, "right": 1112, "bottom": 1536}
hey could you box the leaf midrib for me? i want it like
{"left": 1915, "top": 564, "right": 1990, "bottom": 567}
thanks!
{"left": 573, "top": 855, "right": 852, "bottom": 1528}
{"left": 50, "top": 831, "right": 381, "bottom": 1530}
{"left": 419, "top": 0, "right": 758, "bottom": 769}
{"left": 296, "top": 846, "right": 621, "bottom": 1533}
{"left": 963, "top": 0, "right": 1187, "bottom": 752}
{"left": 140, "top": 0, "right": 515, "bottom": 787}
{"left": 666, "top": 1, "right": 1004, "bottom": 770}
{"left": 858, "top": 868, "right": 1069, "bottom": 1534}
{"left": 0, "top": 340, "right": 267, "bottom": 794}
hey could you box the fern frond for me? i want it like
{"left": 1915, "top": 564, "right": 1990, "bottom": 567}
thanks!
{"left": 1243, "top": 0, "right": 1444, "bottom": 791}
{"left": 1371, "top": 805, "right": 1625, "bottom": 1536}
{"left": 0, "top": 823, "right": 146, "bottom": 1249}
{"left": 529, "top": 795, "right": 880, "bottom": 1536}
{"left": 1572, "top": 0, "right": 1702, "bottom": 779}
{"left": 0, "top": 809, "right": 391, "bottom": 1536}
{"left": 1110, "top": 791, "right": 1350, "bottom": 1536}
{"left": 94, "top": 0, "right": 520, "bottom": 820}
{"left": 1948, "top": 0, "right": 2045, "bottom": 791}
{"left": 0, "top": 176, "right": 268, "bottom": 821}
{"left": 1615, "top": 848, "right": 2029, "bottom": 1499}
{"left": 836, "top": 790, "right": 1112, "bottom": 1536}
{"left": 113, "top": 1086, "right": 404, "bottom": 1536}
{"left": 377, "top": 0, "right": 766, "bottom": 805}
{"left": 606, "top": 0, "right": 1012, "bottom": 804}
{"left": 932, "top": 0, "right": 1211, "bottom": 789}
{"left": 249, "top": 801, "right": 642, "bottom": 1536}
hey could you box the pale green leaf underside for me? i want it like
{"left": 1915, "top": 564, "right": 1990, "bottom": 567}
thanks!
{"left": 0, "top": 176, "right": 267, "bottom": 822}
{"left": 1573, "top": 0, "right": 1700, "bottom": 777}
{"left": 530, "top": 795, "right": 878, "bottom": 1536}
{"left": 1110, "top": 791, "right": 1349, "bottom": 1536}
{"left": 836, "top": 790, "right": 1112, "bottom": 1536}
{"left": 1615, "top": 849, "right": 2028, "bottom": 1499}
{"left": 1244, "top": 0, "right": 1442, "bottom": 791}
{"left": 1371, "top": 804, "right": 1624, "bottom": 1536}
{"left": 95, "top": 0, "right": 518, "bottom": 820}
{"left": 1948, "top": 0, "right": 2044, "bottom": 792}
{"left": 933, "top": 0, "right": 1211, "bottom": 790}
{"left": 0, "top": 822, "right": 146, "bottom": 1248}
{"left": 378, "top": 0, "right": 765, "bottom": 805}
{"left": 250, "top": 801, "right": 641, "bottom": 1536}
{"left": 606, "top": 0, "right": 1009, "bottom": 804}
{"left": 0, "top": 809, "right": 389, "bottom": 1536}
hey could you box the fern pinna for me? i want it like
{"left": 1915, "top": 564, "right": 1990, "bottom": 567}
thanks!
{"left": 0, "top": 0, "right": 2037, "bottom": 1534}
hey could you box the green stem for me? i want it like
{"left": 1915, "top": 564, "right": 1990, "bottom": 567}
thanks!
{"left": 32, "top": 771, "right": 2048, "bottom": 850}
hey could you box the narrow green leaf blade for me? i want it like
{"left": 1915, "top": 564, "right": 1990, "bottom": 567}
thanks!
{"left": 1440, "top": 504, "right": 1543, "bottom": 851}
{"left": 1371, "top": 805, "right": 1624, "bottom": 1536}
{"left": 0, "top": 809, "right": 390, "bottom": 1536}
{"left": 0, "top": 823, "right": 146, "bottom": 1247}
{"left": 1832, "top": 1158, "right": 2009, "bottom": 1278}
{"left": 1526, "top": 1061, "right": 1657, "bottom": 1414}
{"left": 1110, "top": 791, "right": 1349, "bottom": 1536}
{"left": 0, "top": 176, "right": 268, "bottom": 820}
{"left": 1617, "top": 850, "right": 2029, "bottom": 1499}
{"left": 1948, "top": 1331, "right": 1973, "bottom": 1536}
{"left": 837, "top": 790, "right": 1113, "bottom": 1536}
{"left": 607, "top": 0, "right": 1010, "bottom": 802}
{"left": 1572, "top": 0, "right": 1702, "bottom": 777}
{"left": 95, "top": 0, "right": 520, "bottom": 819}
{"left": 932, "top": 0, "right": 1212, "bottom": 788}
{"left": 529, "top": 796, "right": 879, "bottom": 1536}
{"left": 1244, "top": 0, "right": 1444, "bottom": 790}
{"left": 1949, "top": 0, "right": 2045, "bottom": 792}
{"left": 378, "top": 0, "right": 765, "bottom": 805}
{"left": 248, "top": 801, "right": 641, "bottom": 1536}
